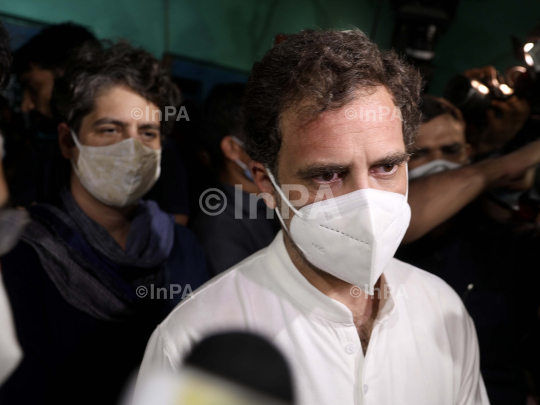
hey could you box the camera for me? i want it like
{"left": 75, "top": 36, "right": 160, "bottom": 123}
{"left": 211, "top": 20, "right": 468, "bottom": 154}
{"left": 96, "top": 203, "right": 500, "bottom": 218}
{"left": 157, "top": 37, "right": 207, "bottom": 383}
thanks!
{"left": 444, "top": 73, "right": 513, "bottom": 120}
{"left": 445, "top": 40, "right": 540, "bottom": 119}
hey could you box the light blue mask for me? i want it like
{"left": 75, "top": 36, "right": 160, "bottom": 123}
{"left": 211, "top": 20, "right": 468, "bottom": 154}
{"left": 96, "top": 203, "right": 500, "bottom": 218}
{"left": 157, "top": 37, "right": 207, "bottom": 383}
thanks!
{"left": 231, "top": 136, "right": 254, "bottom": 182}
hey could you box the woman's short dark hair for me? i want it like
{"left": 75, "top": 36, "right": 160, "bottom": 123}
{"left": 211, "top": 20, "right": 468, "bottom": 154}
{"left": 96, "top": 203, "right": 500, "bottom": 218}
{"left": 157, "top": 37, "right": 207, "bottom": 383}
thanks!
{"left": 53, "top": 41, "right": 180, "bottom": 136}
{"left": 243, "top": 28, "right": 423, "bottom": 174}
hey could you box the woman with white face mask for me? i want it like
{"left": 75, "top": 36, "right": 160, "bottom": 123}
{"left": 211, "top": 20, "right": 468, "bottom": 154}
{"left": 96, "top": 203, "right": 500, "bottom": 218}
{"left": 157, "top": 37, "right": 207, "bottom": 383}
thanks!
{"left": 0, "top": 42, "right": 209, "bottom": 405}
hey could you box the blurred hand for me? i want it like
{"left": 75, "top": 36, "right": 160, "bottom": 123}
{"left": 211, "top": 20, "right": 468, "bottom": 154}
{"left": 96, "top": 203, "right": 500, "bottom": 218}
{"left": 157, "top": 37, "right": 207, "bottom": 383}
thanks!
{"left": 464, "top": 66, "right": 531, "bottom": 154}
{"left": 504, "top": 167, "right": 535, "bottom": 191}
{"left": 482, "top": 138, "right": 540, "bottom": 190}
{"left": 482, "top": 96, "right": 531, "bottom": 151}
{"left": 463, "top": 66, "right": 499, "bottom": 83}
{"left": 494, "top": 162, "right": 536, "bottom": 191}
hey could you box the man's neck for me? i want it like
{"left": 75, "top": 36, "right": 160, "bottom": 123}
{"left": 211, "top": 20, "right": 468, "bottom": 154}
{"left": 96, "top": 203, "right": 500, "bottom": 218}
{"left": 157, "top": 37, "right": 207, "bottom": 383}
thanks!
{"left": 70, "top": 173, "right": 135, "bottom": 250}
{"left": 283, "top": 232, "right": 381, "bottom": 353}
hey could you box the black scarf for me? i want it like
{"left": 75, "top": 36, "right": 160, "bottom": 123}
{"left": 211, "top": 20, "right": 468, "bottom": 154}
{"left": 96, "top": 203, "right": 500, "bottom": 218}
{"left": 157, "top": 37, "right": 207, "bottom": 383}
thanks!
{"left": 21, "top": 189, "right": 175, "bottom": 321}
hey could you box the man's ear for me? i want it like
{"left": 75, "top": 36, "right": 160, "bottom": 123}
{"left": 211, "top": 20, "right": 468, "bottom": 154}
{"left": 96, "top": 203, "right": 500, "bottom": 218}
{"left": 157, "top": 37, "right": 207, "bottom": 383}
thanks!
{"left": 220, "top": 135, "right": 242, "bottom": 162}
{"left": 58, "top": 122, "right": 75, "bottom": 160}
{"left": 250, "top": 161, "right": 276, "bottom": 209}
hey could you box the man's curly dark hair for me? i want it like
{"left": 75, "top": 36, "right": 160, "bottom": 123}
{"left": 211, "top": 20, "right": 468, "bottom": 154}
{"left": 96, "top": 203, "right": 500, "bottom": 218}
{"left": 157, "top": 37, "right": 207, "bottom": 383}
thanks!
{"left": 53, "top": 40, "right": 181, "bottom": 136}
{"left": 0, "top": 22, "right": 12, "bottom": 89}
{"left": 243, "top": 28, "right": 423, "bottom": 175}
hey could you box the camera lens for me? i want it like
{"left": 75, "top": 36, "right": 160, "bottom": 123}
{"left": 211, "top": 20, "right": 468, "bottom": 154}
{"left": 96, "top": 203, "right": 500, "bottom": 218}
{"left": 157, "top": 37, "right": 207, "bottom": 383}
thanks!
{"left": 444, "top": 75, "right": 492, "bottom": 116}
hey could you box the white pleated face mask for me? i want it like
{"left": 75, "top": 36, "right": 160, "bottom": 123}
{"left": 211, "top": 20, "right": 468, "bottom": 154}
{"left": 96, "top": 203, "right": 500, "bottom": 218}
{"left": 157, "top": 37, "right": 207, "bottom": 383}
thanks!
{"left": 70, "top": 131, "right": 161, "bottom": 207}
{"left": 267, "top": 169, "right": 411, "bottom": 295}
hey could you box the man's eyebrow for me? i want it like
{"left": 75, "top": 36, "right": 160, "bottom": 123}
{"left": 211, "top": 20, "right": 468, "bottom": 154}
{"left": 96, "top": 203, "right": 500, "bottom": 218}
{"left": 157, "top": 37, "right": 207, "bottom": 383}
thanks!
{"left": 296, "top": 163, "right": 350, "bottom": 178}
{"left": 138, "top": 123, "right": 160, "bottom": 130}
{"left": 371, "top": 151, "right": 410, "bottom": 167}
{"left": 296, "top": 152, "right": 410, "bottom": 178}
{"left": 93, "top": 118, "right": 127, "bottom": 127}
{"left": 441, "top": 142, "right": 463, "bottom": 149}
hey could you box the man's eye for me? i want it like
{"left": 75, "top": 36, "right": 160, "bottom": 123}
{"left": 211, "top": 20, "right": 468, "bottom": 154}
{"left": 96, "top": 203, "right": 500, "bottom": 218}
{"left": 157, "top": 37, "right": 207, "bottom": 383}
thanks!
{"left": 372, "top": 164, "right": 397, "bottom": 174}
{"left": 142, "top": 132, "right": 158, "bottom": 138}
{"left": 100, "top": 127, "right": 117, "bottom": 134}
{"left": 314, "top": 172, "right": 340, "bottom": 182}
{"left": 442, "top": 145, "right": 462, "bottom": 155}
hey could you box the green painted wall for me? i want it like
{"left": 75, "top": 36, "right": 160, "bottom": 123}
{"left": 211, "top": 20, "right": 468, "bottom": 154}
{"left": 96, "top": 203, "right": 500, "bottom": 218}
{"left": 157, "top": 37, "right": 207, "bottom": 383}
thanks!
{"left": 430, "top": 0, "right": 540, "bottom": 95}
{"left": 0, "top": 0, "right": 165, "bottom": 59}
{"left": 0, "top": 0, "right": 394, "bottom": 72}
{"left": 4, "top": 0, "right": 533, "bottom": 96}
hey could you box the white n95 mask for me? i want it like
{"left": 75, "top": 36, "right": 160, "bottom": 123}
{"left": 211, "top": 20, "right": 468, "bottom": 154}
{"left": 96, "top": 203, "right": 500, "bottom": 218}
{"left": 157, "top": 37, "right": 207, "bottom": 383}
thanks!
{"left": 70, "top": 131, "right": 161, "bottom": 207}
{"left": 267, "top": 170, "right": 411, "bottom": 295}
{"left": 408, "top": 159, "right": 462, "bottom": 180}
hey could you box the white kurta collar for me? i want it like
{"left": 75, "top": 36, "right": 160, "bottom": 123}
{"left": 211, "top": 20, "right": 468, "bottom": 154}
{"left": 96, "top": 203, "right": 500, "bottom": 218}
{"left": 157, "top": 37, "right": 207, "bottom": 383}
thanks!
{"left": 265, "top": 231, "right": 396, "bottom": 325}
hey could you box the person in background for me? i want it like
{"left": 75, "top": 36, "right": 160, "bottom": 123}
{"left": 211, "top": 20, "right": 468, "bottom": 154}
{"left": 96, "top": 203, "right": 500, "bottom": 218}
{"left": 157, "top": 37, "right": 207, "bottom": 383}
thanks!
{"left": 190, "top": 83, "right": 279, "bottom": 274}
{"left": 9, "top": 23, "right": 190, "bottom": 224}
{"left": 0, "top": 41, "right": 209, "bottom": 405}
{"left": 170, "top": 98, "right": 217, "bottom": 217}
{"left": 0, "top": 21, "right": 23, "bottom": 388}
{"left": 138, "top": 29, "right": 489, "bottom": 405}
{"left": 144, "top": 137, "right": 191, "bottom": 225}
{"left": 397, "top": 95, "right": 540, "bottom": 405}
{"left": 408, "top": 95, "right": 472, "bottom": 180}
{"left": 403, "top": 95, "right": 540, "bottom": 243}
{"left": 10, "top": 23, "right": 98, "bottom": 207}
{"left": 13, "top": 23, "right": 97, "bottom": 129}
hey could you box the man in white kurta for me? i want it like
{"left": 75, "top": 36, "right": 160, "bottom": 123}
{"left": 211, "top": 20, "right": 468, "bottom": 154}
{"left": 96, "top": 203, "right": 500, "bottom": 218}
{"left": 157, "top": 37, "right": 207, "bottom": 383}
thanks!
{"left": 139, "top": 231, "right": 488, "bottom": 404}
{"left": 138, "top": 28, "right": 489, "bottom": 405}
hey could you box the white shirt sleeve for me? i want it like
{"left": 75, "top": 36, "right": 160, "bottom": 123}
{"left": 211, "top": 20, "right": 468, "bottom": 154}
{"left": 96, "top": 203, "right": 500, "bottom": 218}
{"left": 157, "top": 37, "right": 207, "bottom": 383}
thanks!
{"left": 0, "top": 278, "right": 22, "bottom": 385}
{"left": 137, "top": 326, "right": 180, "bottom": 383}
{"left": 456, "top": 312, "right": 490, "bottom": 405}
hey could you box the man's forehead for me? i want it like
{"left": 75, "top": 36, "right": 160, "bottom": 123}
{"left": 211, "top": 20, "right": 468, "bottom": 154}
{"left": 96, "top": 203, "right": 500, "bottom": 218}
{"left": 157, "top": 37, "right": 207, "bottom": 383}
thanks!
{"left": 416, "top": 114, "right": 466, "bottom": 148}
{"left": 280, "top": 87, "right": 402, "bottom": 149}
{"left": 20, "top": 65, "right": 50, "bottom": 82}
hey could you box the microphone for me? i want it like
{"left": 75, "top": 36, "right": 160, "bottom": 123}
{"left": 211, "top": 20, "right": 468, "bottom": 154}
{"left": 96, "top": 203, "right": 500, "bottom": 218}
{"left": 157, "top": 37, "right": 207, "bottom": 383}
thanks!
{"left": 184, "top": 331, "right": 295, "bottom": 404}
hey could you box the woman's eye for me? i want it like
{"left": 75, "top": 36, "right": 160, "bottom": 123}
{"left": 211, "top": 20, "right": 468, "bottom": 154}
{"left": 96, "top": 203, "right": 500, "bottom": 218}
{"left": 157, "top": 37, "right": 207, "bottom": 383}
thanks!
{"left": 100, "top": 127, "right": 117, "bottom": 134}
